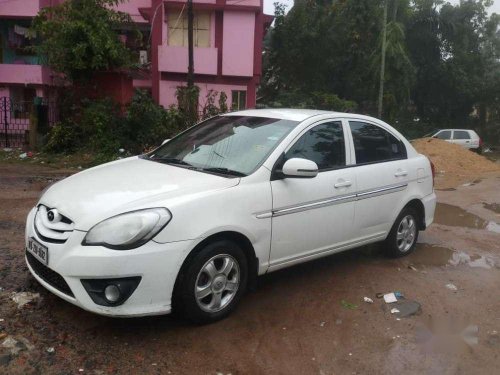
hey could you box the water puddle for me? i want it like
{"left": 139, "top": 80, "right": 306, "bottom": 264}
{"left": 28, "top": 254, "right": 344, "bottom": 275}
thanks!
{"left": 486, "top": 222, "right": 500, "bottom": 234}
{"left": 434, "top": 203, "right": 488, "bottom": 229}
{"left": 409, "top": 244, "right": 454, "bottom": 267}
{"left": 409, "top": 244, "right": 496, "bottom": 269}
{"left": 449, "top": 251, "right": 496, "bottom": 269}
{"left": 434, "top": 203, "right": 500, "bottom": 233}
{"left": 483, "top": 202, "right": 500, "bottom": 214}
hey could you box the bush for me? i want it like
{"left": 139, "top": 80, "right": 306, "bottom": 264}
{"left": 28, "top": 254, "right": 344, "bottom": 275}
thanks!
{"left": 45, "top": 97, "right": 121, "bottom": 158}
{"left": 45, "top": 90, "right": 187, "bottom": 159}
{"left": 80, "top": 98, "right": 122, "bottom": 155}
{"left": 176, "top": 85, "right": 200, "bottom": 127}
{"left": 123, "top": 90, "right": 184, "bottom": 153}
{"left": 44, "top": 120, "right": 82, "bottom": 153}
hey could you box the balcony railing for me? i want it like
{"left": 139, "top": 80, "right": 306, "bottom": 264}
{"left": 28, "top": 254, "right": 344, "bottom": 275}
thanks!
{"left": 0, "top": 64, "right": 52, "bottom": 85}
{"left": 158, "top": 45, "right": 218, "bottom": 76}
{"left": 0, "top": 0, "right": 40, "bottom": 18}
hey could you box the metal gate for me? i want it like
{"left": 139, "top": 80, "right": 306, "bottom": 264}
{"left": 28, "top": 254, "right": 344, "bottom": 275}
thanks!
{"left": 0, "top": 97, "right": 58, "bottom": 148}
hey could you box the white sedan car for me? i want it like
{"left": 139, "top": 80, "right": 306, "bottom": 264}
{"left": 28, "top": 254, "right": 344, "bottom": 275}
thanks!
{"left": 431, "top": 129, "right": 482, "bottom": 152}
{"left": 25, "top": 109, "right": 436, "bottom": 323}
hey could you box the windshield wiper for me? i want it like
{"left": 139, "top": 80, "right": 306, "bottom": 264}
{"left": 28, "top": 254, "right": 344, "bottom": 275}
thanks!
{"left": 201, "top": 167, "right": 247, "bottom": 177}
{"left": 151, "top": 157, "right": 194, "bottom": 167}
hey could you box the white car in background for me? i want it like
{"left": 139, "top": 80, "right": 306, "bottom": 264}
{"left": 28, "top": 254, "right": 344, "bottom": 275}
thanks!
{"left": 25, "top": 109, "right": 436, "bottom": 323}
{"left": 431, "top": 129, "right": 483, "bottom": 152}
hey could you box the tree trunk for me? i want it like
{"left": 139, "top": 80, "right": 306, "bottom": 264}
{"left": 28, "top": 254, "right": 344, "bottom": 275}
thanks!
{"left": 377, "top": 0, "right": 388, "bottom": 119}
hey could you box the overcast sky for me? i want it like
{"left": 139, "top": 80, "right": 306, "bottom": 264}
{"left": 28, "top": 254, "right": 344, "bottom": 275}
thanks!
{"left": 263, "top": 0, "right": 500, "bottom": 16}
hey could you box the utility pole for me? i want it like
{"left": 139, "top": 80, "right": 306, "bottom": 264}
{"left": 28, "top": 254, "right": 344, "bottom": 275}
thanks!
{"left": 377, "top": 0, "right": 388, "bottom": 119}
{"left": 187, "top": 0, "right": 194, "bottom": 88}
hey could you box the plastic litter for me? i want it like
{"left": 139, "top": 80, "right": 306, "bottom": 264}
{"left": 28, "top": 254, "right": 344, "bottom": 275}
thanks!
{"left": 461, "top": 325, "right": 479, "bottom": 345}
{"left": 1, "top": 336, "right": 33, "bottom": 355}
{"left": 1, "top": 337, "right": 21, "bottom": 355}
{"left": 390, "top": 300, "right": 421, "bottom": 317}
{"left": 445, "top": 283, "right": 458, "bottom": 291}
{"left": 383, "top": 292, "right": 402, "bottom": 303}
{"left": 10, "top": 292, "right": 40, "bottom": 308}
{"left": 363, "top": 297, "right": 374, "bottom": 303}
{"left": 19, "top": 153, "right": 27, "bottom": 159}
{"left": 47, "top": 347, "right": 55, "bottom": 353}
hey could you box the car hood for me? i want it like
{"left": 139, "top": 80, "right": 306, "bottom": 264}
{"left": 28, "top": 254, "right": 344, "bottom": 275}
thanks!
{"left": 39, "top": 156, "right": 240, "bottom": 230}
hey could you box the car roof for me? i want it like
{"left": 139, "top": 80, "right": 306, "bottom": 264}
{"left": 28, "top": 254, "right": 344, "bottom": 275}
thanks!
{"left": 436, "top": 129, "right": 474, "bottom": 132}
{"left": 223, "top": 108, "right": 336, "bottom": 122}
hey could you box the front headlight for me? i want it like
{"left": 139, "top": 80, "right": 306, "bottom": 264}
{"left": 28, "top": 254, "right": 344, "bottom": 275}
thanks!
{"left": 82, "top": 208, "right": 172, "bottom": 250}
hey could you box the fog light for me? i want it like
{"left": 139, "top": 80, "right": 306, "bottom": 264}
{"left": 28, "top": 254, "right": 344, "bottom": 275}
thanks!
{"left": 104, "top": 284, "right": 121, "bottom": 303}
{"left": 81, "top": 277, "right": 141, "bottom": 307}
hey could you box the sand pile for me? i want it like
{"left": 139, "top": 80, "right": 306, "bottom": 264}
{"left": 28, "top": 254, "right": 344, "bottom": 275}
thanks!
{"left": 412, "top": 138, "right": 500, "bottom": 188}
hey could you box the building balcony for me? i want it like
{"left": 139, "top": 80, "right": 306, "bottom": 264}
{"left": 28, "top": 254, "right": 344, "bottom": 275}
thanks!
{"left": 0, "top": 64, "right": 52, "bottom": 85}
{"left": 158, "top": 45, "right": 218, "bottom": 76}
{"left": 0, "top": 0, "right": 40, "bottom": 18}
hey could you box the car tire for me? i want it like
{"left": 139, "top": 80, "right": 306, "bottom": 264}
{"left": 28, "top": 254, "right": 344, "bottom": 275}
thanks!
{"left": 384, "top": 206, "right": 420, "bottom": 258}
{"left": 173, "top": 240, "right": 248, "bottom": 324}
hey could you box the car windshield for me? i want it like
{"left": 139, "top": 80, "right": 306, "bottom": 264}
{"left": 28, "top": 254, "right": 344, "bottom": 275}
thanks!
{"left": 148, "top": 116, "right": 299, "bottom": 176}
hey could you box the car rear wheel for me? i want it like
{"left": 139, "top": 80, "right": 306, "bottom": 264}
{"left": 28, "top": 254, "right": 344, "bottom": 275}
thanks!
{"left": 384, "top": 206, "right": 420, "bottom": 257}
{"left": 173, "top": 240, "right": 248, "bottom": 324}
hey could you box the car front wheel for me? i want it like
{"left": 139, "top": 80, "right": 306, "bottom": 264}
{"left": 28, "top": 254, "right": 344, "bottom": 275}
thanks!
{"left": 173, "top": 240, "right": 248, "bottom": 324}
{"left": 385, "top": 207, "right": 420, "bottom": 257}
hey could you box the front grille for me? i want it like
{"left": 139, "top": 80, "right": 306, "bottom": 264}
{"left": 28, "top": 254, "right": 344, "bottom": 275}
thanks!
{"left": 34, "top": 205, "right": 74, "bottom": 243}
{"left": 26, "top": 251, "right": 74, "bottom": 297}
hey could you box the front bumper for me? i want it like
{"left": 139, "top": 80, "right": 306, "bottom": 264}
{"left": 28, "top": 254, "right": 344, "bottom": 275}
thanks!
{"left": 25, "top": 207, "right": 196, "bottom": 317}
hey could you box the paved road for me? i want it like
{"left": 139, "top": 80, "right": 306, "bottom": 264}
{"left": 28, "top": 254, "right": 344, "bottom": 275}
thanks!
{"left": 0, "top": 161, "right": 499, "bottom": 374}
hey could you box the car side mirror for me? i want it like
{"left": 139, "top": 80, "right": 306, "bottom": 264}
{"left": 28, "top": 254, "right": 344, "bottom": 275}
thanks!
{"left": 282, "top": 158, "right": 318, "bottom": 178}
{"left": 162, "top": 139, "right": 170, "bottom": 145}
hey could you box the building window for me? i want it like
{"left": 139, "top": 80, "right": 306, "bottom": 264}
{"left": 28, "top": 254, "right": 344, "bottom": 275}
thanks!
{"left": 10, "top": 87, "right": 36, "bottom": 119}
{"left": 232, "top": 91, "right": 246, "bottom": 111}
{"left": 167, "top": 10, "right": 210, "bottom": 47}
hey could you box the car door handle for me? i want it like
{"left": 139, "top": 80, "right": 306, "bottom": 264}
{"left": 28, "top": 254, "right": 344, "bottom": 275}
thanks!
{"left": 334, "top": 180, "right": 352, "bottom": 188}
{"left": 394, "top": 170, "right": 408, "bottom": 177}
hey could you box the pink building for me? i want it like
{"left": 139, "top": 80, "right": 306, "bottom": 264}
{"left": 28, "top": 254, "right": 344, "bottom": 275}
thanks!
{"left": 0, "top": 0, "right": 273, "bottom": 111}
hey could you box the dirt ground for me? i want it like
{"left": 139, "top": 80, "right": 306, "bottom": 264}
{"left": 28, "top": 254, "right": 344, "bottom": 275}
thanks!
{"left": 0, "top": 155, "right": 499, "bottom": 375}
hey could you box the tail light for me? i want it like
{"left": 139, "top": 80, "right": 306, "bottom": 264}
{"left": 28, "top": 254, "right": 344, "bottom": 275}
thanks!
{"left": 430, "top": 160, "right": 436, "bottom": 188}
{"left": 479, "top": 138, "right": 483, "bottom": 147}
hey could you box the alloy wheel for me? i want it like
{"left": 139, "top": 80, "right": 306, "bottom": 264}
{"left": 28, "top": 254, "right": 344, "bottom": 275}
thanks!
{"left": 195, "top": 254, "right": 240, "bottom": 313}
{"left": 396, "top": 215, "right": 417, "bottom": 252}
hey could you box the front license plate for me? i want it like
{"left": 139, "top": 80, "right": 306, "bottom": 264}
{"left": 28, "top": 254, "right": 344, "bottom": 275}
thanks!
{"left": 27, "top": 237, "right": 49, "bottom": 265}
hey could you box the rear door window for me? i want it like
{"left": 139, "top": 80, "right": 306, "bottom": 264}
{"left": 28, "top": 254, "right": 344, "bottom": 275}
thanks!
{"left": 453, "top": 130, "right": 471, "bottom": 140}
{"left": 285, "top": 121, "right": 346, "bottom": 171}
{"left": 435, "top": 130, "right": 452, "bottom": 140}
{"left": 349, "top": 121, "right": 406, "bottom": 164}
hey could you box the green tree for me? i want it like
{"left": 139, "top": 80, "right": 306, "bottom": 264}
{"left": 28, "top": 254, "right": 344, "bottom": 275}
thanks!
{"left": 372, "top": 0, "right": 415, "bottom": 122}
{"left": 32, "top": 0, "right": 135, "bottom": 83}
{"left": 261, "top": 0, "right": 383, "bottom": 111}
